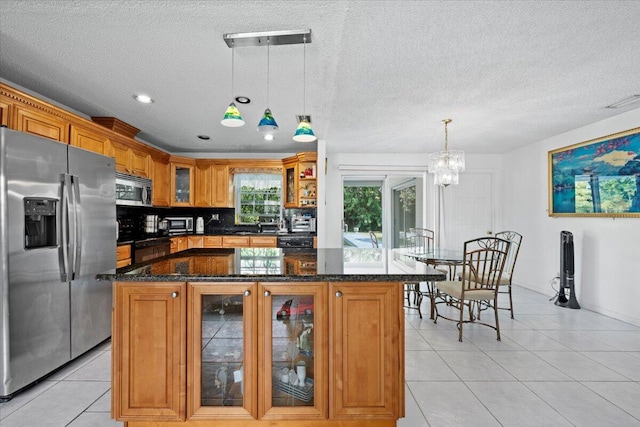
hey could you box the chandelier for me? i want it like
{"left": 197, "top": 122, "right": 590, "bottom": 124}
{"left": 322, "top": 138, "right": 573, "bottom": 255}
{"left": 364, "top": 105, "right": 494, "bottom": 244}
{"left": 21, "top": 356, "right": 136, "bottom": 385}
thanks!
{"left": 428, "top": 118, "right": 465, "bottom": 186}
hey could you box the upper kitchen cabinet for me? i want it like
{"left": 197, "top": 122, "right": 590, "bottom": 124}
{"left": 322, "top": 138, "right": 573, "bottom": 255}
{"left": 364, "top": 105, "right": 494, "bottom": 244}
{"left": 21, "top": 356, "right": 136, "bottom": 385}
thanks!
{"left": 91, "top": 117, "right": 150, "bottom": 177}
{"left": 150, "top": 152, "right": 171, "bottom": 207}
{"left": 14, "top": 103, "right": 69, "bottom": 142}
{"left": 69, "top": 124, "right": 111, "bottom": 156}
{"left": 212, "top": 164, "right": 230, "bottom": 207}
{"left": 108, "top": 137, "right": 150, "bottom": 177}
{"left": 283, "top": 152, "right": 317, "bottom": 208}
{"left": 0, "top": 83, "right": 72, "bottom": 143}
{"left": 195, "top": 161, "right": 231, "bottom": 208}
{"left": 194, "top": 160, "right": 212, "bottom": 207}
{"left": 171, "top": 157, "right": 195, "bottom": 207}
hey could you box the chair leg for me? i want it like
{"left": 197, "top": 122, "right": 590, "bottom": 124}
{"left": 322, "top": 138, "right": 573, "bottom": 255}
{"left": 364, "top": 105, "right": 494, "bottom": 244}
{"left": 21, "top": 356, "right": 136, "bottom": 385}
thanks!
{"left": 508, "top": 284, "right": 514, "bottom": 319}
{"left": 458, "top": 300, "right": 465, "bottom": 342}
{"left": 494, "top": 296, "right": 501, "bottom": 341}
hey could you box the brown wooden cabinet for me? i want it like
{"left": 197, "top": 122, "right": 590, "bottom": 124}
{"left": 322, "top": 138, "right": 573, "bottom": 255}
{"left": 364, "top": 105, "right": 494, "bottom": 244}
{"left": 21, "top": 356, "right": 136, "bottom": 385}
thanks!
{"left": 222, "top": 235, "right": 250, "bottom": 248}
{"left": 14, "top": 104, "right": 69, "bottom": 142}
{"left": 194, "top": 161, "right": 230, "bottom": 208}
{"left": 113, "top": 280, "right": 403, "bottom": 427}
{"left": 188, "top": 283, "right": 258, "bottom": 419}
{"left": 171, "top": 158, "right": 195, "bottom": 207}
{"left": 187, "top": 236, "right": 204, "bottom": 249}
{"left": 116, "top": 244, "right": 132, "bottom": 268}
{"left": 212, "top": 164, "right": 230, "bottom": 207}
{"left": 170, "top": 236, "right": 188, "bottom": 253}
{"left": 203, "top": 236, "right": 223, "bottom": 248}
{"left": 329, "top": 282, "right": 403, "bottom": 419}
{"left": 112, "top": 282, "right": 186, "bottom": 421}
{"left": 282, "top": 152, "right": 317, "bottom": 208}
{"left": 150, "top": 153, "right": 171, "bottom": 207}
{"left": 249, "top": 236, "right": 277, "bottom": 248}
{"left": 258, "top": 282, "right": 327, "bottom": 420}
{"left": 109, "top": 138, "right": 150, "bottom": 177}
{"left": 194, "top": 161, "right": 212, "bottom": 207}
{"left": 69, "top": 124, "right": 111, "bottom": 155}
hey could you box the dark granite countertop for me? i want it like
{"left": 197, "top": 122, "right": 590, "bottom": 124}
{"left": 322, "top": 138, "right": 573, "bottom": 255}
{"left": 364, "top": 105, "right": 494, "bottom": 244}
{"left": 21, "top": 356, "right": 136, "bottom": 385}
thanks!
{"left": 98, "top": 248, "right": 445, "bottom": 283}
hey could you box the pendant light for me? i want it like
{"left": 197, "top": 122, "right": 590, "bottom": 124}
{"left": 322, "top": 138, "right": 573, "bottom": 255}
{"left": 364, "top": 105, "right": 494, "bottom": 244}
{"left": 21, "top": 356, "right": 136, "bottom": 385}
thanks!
{"left": 221, "top": 40, "right": 245, "bottom": 127}
{"left": 428, "top": 119, "right": 465, "bottom": 187}
{"left": 257, "top": 37, "right": 278, "bottom": 140}
{"left": 293, "top": 35, "right": 316, "bottom": 142}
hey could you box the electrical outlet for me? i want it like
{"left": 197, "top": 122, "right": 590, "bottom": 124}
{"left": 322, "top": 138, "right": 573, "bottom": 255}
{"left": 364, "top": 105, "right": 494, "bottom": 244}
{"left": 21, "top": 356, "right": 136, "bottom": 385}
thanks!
{"left": 211, "top": 214, "right": 219, "bottom": 221}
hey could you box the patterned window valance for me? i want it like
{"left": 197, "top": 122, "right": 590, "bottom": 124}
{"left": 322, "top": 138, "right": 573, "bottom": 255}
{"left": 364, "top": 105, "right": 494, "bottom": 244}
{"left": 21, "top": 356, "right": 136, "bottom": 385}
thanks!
{"left": 229, "top": 167, "right": 282, "bottom": 175}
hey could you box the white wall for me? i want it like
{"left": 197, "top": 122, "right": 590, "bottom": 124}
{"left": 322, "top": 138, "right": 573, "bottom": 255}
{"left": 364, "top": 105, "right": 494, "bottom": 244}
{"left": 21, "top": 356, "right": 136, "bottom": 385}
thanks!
{"left": 322, "top": 152, "right": 502, "bottom": 248}
{"left": 502, "top": 108, "right": 640, "bottom": 326}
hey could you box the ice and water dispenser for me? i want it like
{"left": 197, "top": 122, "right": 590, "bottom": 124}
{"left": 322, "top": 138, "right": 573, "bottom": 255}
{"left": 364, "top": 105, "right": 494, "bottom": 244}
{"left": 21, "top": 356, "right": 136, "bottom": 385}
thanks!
{"left": 24, "top": 198, "right": 57, "bottom": 249}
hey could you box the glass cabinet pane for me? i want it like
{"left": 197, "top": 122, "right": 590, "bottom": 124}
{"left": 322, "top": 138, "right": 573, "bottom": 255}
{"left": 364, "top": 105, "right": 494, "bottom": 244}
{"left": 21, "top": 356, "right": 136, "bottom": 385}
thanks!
{"left": 285, "top": 167, "right": 295, "bottom": 205}
{"left": 271, "top": 294, "right": 315, "bottom": 407}
{"left": 175, "top": 166, "right": 191, "bottom": 203}
{"left": 201, "top": 294, "right": 244, "bottom": 407}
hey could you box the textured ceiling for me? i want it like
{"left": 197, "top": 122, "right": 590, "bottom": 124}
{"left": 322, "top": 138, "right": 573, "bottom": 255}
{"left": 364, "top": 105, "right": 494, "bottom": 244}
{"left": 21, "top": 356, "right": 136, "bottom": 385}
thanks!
{"left": 1, "top": 0, "right": 639, "bottom": 156}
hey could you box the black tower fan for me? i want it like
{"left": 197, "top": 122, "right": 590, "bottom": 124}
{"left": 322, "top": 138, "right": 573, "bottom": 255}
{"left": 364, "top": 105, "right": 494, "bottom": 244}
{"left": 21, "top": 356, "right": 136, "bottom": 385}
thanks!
{"left": 555, "top": 230, "right": 580, "bottom": 309}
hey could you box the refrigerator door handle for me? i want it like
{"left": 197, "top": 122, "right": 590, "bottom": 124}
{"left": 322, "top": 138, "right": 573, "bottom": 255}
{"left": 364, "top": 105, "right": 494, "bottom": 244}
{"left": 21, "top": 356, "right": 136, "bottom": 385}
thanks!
{"left": 59, "top": 174, "right": 71, "bottom": 282}
{"left": 71, "top": 175, "right": 82, "bottom": 279}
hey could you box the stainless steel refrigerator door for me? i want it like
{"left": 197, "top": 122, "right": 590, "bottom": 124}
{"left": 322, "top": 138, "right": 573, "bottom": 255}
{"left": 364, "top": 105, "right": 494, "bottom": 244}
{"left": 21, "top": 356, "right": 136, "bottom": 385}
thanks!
{"left": 0, "top": 129, "right": 71, "bottom": 397}
{"left": 67, "top": 146, "right": 115, "bottom": 358}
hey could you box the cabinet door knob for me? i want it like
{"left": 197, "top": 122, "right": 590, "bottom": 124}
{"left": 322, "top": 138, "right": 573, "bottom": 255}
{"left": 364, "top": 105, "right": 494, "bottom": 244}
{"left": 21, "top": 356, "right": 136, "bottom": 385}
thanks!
{"left": 244, "top": 290, "right": 251, "bottom": 297}
{"left": 171, "top": 291, "right": 179, "bottom": 298}
{"left": 264, "top": 290, "right": 271, "bottom": 297}
{"left": 335, "top": 291, "right": 342, "bottom": 298}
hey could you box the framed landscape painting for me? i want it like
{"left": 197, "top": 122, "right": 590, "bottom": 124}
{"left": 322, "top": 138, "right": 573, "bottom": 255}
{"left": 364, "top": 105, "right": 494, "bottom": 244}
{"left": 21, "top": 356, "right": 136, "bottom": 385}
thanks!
{"left": 548, "top": 127, "right": 640, "bottom": 217}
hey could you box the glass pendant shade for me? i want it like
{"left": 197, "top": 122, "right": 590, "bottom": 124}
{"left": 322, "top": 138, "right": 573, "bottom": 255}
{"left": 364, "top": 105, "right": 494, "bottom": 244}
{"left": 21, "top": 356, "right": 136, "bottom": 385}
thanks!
{"left": 428, "top": 119, "right": 464, "bottom": 187}
{"left": 293, "top": 119, "right": 316, "bottom": 142}
{"left": 257, "top": 108, "right": 278, "bottom": 139}
{"left": 221, "top": 102, "right": 245, "bottom": 127}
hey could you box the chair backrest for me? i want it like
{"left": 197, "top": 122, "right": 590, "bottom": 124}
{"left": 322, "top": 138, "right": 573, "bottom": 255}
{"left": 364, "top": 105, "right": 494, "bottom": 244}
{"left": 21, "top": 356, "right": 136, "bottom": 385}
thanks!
{"left": 460, "top": 237, "right": 511, "bottom": 293}
{"left": 405, "top": 227, "right": 434, "bottom": 254}
{"left": 494, "top": 231, "right": 522, "bottom": 278}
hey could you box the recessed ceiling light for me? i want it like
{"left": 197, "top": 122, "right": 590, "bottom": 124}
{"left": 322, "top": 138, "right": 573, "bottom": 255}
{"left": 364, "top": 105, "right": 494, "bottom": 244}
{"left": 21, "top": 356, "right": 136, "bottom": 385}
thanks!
{"left": 235, "top": 96, "right": 251, "bottom": 104}
{"left": 605, "top": 95, "right": 640, "bottom": 109}
{"left": 197, "top": 135, "right": 211, "bottom": 140}
{"left": 133, "top": 94, "right": 154, "bottom": 104}
{"left": 263, "top": 134, "right": 275, "bottom": 141}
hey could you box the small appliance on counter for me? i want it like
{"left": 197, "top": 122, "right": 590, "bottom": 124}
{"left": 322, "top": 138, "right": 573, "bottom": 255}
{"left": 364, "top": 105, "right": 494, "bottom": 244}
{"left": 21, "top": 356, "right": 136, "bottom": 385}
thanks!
{"left": 144, "top": 214, "right": 159, "bottom": 233}
{"left": 196, "top": 216, "right": 204, "bottom": 234}
{"left": 165, "top": 216, "right": 194, "bottom": 235}
{"left": 289, "top": 214, "right": 317, "bottom": 233}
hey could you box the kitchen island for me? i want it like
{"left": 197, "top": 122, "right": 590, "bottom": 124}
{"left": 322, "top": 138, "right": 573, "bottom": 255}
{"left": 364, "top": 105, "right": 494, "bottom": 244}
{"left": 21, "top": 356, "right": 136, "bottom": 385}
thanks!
{"left": 99, "top": 248, "right": 444, "bottom": 427}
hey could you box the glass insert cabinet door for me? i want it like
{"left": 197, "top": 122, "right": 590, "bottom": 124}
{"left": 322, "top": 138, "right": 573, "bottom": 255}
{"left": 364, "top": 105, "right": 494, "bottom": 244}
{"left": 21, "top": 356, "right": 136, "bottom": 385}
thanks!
{"left": 259, "top": 282, "right": 327, "bottom": 420}
{"left": 189, "top": 283, "right": 257, "bottom": 419}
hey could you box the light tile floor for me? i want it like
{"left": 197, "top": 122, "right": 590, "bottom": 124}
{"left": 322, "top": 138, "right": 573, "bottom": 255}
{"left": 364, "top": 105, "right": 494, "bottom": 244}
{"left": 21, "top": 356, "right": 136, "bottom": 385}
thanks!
{"left": 1, "top": 285, "right": 639, "bottom": 426}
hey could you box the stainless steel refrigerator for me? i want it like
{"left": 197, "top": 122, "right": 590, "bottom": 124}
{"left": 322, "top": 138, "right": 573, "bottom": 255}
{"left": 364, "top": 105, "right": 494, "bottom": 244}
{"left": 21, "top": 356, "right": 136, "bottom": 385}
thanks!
{"left": 0, "top": 127, "right": 116, "bottom": 399}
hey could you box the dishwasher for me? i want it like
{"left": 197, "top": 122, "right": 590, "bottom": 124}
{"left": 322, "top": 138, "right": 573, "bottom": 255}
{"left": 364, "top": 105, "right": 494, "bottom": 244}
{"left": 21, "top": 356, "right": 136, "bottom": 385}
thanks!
{"left": 134, "top": 237, "right": 171, "bottom": 263}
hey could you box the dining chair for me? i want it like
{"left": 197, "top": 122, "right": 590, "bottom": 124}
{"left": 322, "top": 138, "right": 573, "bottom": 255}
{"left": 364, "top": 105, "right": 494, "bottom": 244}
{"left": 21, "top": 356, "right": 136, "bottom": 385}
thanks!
{"left": 402, "top": 228, "right": 447, "bottom": 319}
{"left": 433, "top": 236, "right": 511, "bottom": 341}
{"left": 494, "top": 231, "right": 522, "bottom": 319}
{"left": 369, "top": 231, "right": 379, "bottom": 248}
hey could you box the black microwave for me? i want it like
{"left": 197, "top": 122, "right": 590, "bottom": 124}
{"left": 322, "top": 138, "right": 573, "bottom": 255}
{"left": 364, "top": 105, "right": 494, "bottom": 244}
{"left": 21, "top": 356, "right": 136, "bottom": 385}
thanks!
{"left": 115, "top": 173, "right": 152, "bottom": 207}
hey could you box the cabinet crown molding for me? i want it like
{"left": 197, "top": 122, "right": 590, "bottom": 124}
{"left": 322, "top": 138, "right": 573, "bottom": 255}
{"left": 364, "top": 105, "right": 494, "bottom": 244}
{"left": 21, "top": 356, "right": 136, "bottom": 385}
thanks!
{"left": 91, "top": 116, "right": 140, "bottom": 138}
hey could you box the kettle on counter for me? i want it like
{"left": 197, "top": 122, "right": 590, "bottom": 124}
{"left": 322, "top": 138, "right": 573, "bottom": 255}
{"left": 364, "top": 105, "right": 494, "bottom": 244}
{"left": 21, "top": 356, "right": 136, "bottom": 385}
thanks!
{"left": 196, "top": 216, "right": 204, "bottom": 234}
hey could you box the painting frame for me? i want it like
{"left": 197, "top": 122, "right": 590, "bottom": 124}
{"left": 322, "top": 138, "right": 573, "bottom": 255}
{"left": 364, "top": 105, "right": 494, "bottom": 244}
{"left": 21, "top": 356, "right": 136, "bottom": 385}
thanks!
{"left": 548, "top": 127, "right": 640, "bottom": 218}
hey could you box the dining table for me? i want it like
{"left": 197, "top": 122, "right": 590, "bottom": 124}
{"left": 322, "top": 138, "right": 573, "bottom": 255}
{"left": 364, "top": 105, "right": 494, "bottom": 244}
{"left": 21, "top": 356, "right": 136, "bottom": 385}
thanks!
{"left": 394, "top": 247, "right": 464, "bottom": 319}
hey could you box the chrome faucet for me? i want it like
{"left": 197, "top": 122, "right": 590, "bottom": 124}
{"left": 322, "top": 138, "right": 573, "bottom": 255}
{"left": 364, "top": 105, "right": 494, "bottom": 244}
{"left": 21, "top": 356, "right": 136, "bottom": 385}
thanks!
{"left": 256, "top": 222, "right": 262, "bottom": 233}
